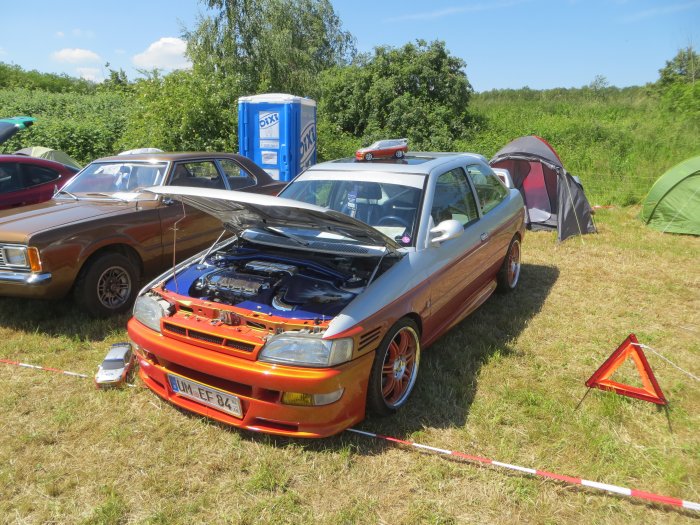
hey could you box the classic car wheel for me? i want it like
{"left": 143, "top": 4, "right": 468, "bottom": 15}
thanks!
{"left": 364, "top": 152, "right": 373, "bottom": 161}
{"left": 367, "top": 318, "right": 421, "bottom": 416}
{"left": 74, "top": 252, "right": 140, "bottom": 316}
{"left": 497, "top": 236, "right": 521, "bottom": 293}
{"left": 394, "top": 150, "right": 404, "bottom": 159}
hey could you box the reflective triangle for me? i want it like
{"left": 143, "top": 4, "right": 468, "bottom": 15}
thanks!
{"left": 585, "top": 334, "right": 667, "bottom": 405}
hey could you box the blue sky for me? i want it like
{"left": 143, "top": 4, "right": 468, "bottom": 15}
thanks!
{"left": 1, "top": 1, "right": 698, "bottom": 91}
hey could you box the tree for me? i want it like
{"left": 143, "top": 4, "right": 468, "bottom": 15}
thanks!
{"left": 657, "top": 46, "right": 700, "bottom": 121}
{"left": 186, "top": 0, "right": 355, "bottom": 96}
{"left": 317, "top": 40, "right": 474, "bottom": 154}
{"left": 118, "top": 69, "right": 236, "bottom": 152}
{"left": 658, "top": 46, "right": 698, "bottom": 86}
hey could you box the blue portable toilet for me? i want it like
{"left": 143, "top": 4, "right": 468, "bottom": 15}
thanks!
{"left": 238, "top": 93, "right": 317, "bottom": 181}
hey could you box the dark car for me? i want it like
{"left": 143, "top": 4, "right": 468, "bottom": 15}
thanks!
{"left": 0, "top": 152, "right": 285, "bottom": 316}
{"left": 0, "top": 116, "right": 79, "bottom": 209}
{"left": 0, "top": 155, "right": 79, "bottom": 210}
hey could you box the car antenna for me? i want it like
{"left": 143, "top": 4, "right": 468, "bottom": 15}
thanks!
{"left": 170, "top": 200, "right": 187, "bottom": 293}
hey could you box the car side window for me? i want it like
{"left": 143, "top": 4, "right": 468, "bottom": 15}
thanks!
{"left": 218, "top": 159, "right": 256, "bottom": 191}
{"left": 430, "top": 168, "right": 479, "bottom": 227}
{"left": 21, "top": 164, "right": 60, "bottom": 187}
{"left": 169, "top": 161, "right": 225, "bottom": 190}
{"left": 0, "top": 163, "right": 21, "bottom": 192}
{"left": 466, "top": 164, "right": 509, "bottom": 214}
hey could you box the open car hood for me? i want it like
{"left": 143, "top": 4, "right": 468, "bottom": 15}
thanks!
{"left": 147, "top": 186, "right": 402, "bottom": 256}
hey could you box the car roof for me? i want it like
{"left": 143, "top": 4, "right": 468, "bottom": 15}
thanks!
{"left": 0, "top": 154, "right": 79, "bottom": 170}
{"left": 91, "top": 152, "right": 276, "bottom": 185}
{"left": 307, "top": 152, "right": 487, "bottom": 176}
{"left": 94, "top": 152, "right": 248, "bottom": 163}
{"left": 103, "top": 344, "right": 132, "bottom": 361}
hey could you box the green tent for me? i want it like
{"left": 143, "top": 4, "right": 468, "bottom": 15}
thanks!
{"left": 13, "top": 146, "right": 82, "bottom": 169}
{"left": 641, "top": 156, "right": 700, "bottom": 236}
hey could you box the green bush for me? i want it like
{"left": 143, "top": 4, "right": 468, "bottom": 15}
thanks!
{"left": 0, "top": 88, "right": 130, "bottom": 164}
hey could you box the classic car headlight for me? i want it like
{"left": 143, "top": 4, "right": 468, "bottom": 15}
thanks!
{"left": 133, "top": 294, "right": 171, "bottom": 333}
{"left": 259, "top": 333, "right": 353, "bottom": 368}
{"left": 3, "top": 246, "right": 28, "bottom": 267}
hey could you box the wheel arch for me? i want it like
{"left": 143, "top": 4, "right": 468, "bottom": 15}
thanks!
{"left": 73, "top": 243, "right": 143, "bottom": 286}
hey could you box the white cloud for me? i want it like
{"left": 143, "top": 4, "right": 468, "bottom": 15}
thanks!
{"left": 132, "top": 37, "right": 191, "bottom": 70}
{"left": 51, "top": 48, "right": 101, "bottom": 63}
{"left": 77, "top": 67, "right": 103, "bottom": 82}
{"left": 56, "top": 31, "right": 65, "bottom": 38}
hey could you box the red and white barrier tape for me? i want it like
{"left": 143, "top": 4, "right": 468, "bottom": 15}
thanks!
{"left": 0, "top": 358, "right": 89, "bottom": 379}
{"left": 347, "top": 428, "right": 700, "bottom": 512}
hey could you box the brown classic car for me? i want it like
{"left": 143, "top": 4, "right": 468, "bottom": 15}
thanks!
{"left": 0, "top": 152, "right": 285, "bottom": 316}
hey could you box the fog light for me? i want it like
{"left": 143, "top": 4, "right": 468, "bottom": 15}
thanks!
{"left": 281, "top": 388, "right": 344, "bottom": 406}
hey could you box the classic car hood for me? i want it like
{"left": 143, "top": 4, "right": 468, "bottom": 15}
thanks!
{"left": 0, "top": 198, "right": 136, "bottom": 243}
{"left": 147, "top": 186, "right": 401, "bottom": 255}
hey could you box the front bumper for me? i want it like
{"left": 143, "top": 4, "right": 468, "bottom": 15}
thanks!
{"left": 0, "top": 270, "right": 55, "bottom": 298}
{"left": 128, "top": 318, "right": 374, "bottom": 438}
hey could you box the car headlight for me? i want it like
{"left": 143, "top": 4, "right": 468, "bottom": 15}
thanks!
{"left": 133, "top": 294, "right": 171, "bottom": 332}
{"left": 259, "top": 333, "right": 353, "bottom": 368}
{"left": 1, "top": 245, "right": 42, "bottom": 271}
{"left": 3, "top": 246, "right": 28, "bottom": 267}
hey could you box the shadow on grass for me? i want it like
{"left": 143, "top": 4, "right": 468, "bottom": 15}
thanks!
{"left": 0, "top": 296, "right": 130, "bottom": 342}
{"left": 355, "top": 262, "right": 559, "bottom": 437}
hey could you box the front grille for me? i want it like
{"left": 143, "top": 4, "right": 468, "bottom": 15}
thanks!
{"left": 163, "top": 322, "right": 186, "bottom": 335}
{"left": 225, "top": 339, "right": 256, "bottom": 352}
{"left": 163, "top": 322, "right": 257, "bottom": 353}
{"left": 188, "top": 331, "right": 224, "bottom": 345}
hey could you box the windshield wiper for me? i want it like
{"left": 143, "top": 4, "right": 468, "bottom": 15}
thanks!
{"left": 55, "top": 188, "right": 78, "bottom": 200}
{"left": 85, "top": 192, "right": 128, "bottom": 202}
{"left": 263, "top": 226, "right": 310, "bottom": 247}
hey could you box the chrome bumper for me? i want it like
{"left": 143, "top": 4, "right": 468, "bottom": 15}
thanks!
{"left": 0, "top": 270, "right": 52, "bottom": 286}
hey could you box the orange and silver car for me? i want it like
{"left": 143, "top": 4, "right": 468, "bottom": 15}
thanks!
{"left": 355, "top": 138, "right": 408, "bottom": 161}
{"left": 127, "top": 153, "right": 525, "bottom": 437}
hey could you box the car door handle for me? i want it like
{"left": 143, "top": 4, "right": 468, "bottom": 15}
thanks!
{"left": 480, "top": 232, "right": 490, "bottom": 242}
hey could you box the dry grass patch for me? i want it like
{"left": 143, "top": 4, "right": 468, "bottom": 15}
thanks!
{"left": 0, "top": 207, "right": 698, "bottom": 524}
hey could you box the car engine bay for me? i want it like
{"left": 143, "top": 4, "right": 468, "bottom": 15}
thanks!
{"left": 177, "top": 245, "right": 397, "bottom": 318}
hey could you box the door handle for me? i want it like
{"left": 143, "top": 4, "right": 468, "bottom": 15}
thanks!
{"left": 480, "top": 232, "right": 490, "bottom": 242}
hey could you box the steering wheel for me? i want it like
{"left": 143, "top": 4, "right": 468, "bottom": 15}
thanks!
{"left": 376, "top": 215, "right": 410, "bottom": 229}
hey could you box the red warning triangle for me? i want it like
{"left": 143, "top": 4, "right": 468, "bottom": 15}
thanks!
{"left": 585, "top": 334, "right": 667, "bottom": 405}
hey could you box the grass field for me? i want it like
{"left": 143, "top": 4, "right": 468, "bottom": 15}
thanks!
{"left": 0, "top": 208, "right": 698, "bottom": 524}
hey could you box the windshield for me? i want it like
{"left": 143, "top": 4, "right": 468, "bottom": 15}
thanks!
{"left": 279, "top": 179, "right": 421, "bottom": 246}
{"left": 62, "top": 161, "right": 168, "bottom": 194}
{"left": 102, "top": 359, "right": 125, "bottom": 371}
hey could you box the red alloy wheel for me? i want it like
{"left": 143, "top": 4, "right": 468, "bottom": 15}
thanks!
{"left": 381, "top": 325, "right": 420, "bottom": 407}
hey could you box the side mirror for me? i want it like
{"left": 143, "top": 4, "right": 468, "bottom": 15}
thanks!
{"left": 430, "top": 219, "right": 463, "bottom": 246}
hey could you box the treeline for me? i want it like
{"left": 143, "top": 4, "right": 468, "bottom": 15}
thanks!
{"left": 0, "top": 0, "right": 697, "bottom": 205}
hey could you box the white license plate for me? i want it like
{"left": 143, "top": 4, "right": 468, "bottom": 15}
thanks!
{"left": 167, "top": 374, "right": 243, "bottom": 418}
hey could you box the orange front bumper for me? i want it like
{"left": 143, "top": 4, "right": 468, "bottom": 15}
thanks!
{"left": 127, "top": 318, "right": 374, "bottom": 438}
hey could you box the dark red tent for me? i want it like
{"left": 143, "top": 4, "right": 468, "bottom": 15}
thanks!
{"left": 490, "top": 135, "right": 596, "bottom": 242}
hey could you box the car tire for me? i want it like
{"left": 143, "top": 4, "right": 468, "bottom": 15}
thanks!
{"left": 74, "top": 252, "right": 140, "bottom": 317}
{"left": 366, "top": 318, "right": 421, "bottom": 416}
{"left": 364, "top": 152, "right": 373, "bottom": 161}
{"left": 496, "top": 236, "right": 521, "bottom": 293}
{"left": 395, "top": 150, "right": 404, "bottom": 159}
